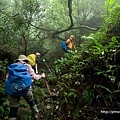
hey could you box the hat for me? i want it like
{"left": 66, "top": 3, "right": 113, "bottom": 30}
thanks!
{"left": 17, "top": 55, "right": 29, "bottom": 62}
{"left": 70, "top": 35, "right": 75, "bottom": 38}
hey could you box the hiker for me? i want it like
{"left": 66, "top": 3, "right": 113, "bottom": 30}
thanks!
{"left": 61, "top": 35, "right": 76, "bottom": 52}
{"left": 27, "top": 52, "right": 43, "bottom": 74}
{"left": 5, "top": 55, "right": 45, "bottom": 120}
{"left": 66, "top": 35, "right": 76, "bottom": 51}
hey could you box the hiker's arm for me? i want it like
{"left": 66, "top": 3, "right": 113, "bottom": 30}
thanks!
{"left": 66, "top": 39, "right": 71, "bottom": 44}
{"left": 6, "top": 74, "right": 8, "bottom": 79}
{"left": 27, "top": 64, "right": 45, "bottom": 80}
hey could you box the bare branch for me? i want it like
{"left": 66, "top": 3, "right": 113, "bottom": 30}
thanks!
{"left": 72, "top": 25, "right": 98, "bottom": 31}
{"left": 68, "top": 0, "right": 74, "bottom": 28}
{"left": 31, "top": 0, "right": 98, "bottom": 39}
{"left": 30, "top": 23, "right": 52, "bottom": 32}
{"left": 53, "top": 0, "right": 98, "bottom": 37}
{"left": 53, "top": 25, "right": 98, "bottom": 37}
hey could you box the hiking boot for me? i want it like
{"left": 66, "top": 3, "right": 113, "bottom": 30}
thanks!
{"left": 34, "top": 114, "right": 39, "bottom": 120}
{"left": 8, "top": 107, "right": 18, "bottom": 120}
{"left": 31, "top": 104, "right": 39, "bottom": 119}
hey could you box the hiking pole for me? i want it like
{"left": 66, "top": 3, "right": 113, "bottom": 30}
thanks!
{"left": 43, "top": 78, "right": 52, "bottom": 96}
{"left": 36, "top": 56, "right": 53, "bottom": 95}
{"left": 37, "top": 57, "right": 53, "bottom": 75}
{"left": 42, "top": 59, "right": 53, "bottom": 75}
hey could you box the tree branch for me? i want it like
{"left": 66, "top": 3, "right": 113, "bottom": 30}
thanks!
{"left": 53, "top": 0, "right": 98, "bottom": 37}
{"left": 53, "top": 25, "right": 98, "bottom": 37}
{"left": 30, "top": 23, "right": 52, "bottom": 32}
{"left": 72, "top": 25, "right": 98, "bottom": 31}
{"left": 31, "top": 0, "right": 98, "bottom": 39}
{"left": 68, "top": 0, "right": 74, "bottom": 28}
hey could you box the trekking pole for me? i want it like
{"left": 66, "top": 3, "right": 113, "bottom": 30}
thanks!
{"left": 43, "top": 78, "right": 52, "bottom": 96}
{"left": 36, "top": 56, "right": 53, "bottom": 95}
{"left": 42, "top": 59, "right": 53, "bottom": 75}
{"left": 37, "top": 57, "right": 53, "bottom": 75}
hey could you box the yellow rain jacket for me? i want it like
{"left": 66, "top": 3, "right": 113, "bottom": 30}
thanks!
{"left": 27, "top": 54, "right": 36, "bottom": 66}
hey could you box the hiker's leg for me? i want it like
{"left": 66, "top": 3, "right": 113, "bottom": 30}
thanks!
{"left": 9, "top": 96, "right": 20, "bottom": 120}
{"left": 23, "top": 90, "right": 39, "bottom": 119}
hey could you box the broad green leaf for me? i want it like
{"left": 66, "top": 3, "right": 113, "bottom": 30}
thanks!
{"left": 97, "top": 85, "right": 112, "bottom": 93}
{"left": 93, "top": 40, "right": 103, "bottom": 48}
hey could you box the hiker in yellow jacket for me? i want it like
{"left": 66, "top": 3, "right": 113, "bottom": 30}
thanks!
{"left": 66, "top": 35, "right": 76, "bottom": 50}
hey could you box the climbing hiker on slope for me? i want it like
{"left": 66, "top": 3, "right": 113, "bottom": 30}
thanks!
{"left": 5, "top": 55, "right": 45, "bottom": 120}
{"left": 62, "top": 35, "right": 76, "bottom": 52}
{"left": 66, "top": 35, "right": 76, "bottom": 51}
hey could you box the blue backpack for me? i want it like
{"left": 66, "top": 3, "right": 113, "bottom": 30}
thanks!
{"left": 5, "top": 63, "right": 32, "bottom": 96}
{"left": 61, "top": 41, "right": 68, "bottom": 52}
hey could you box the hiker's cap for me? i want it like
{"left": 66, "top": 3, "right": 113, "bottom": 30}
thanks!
{"left": 70, "top": 35, "right": 75, "bottom": 38}
{"left": 17, "top": 55, "right": 29, "bottom": 62}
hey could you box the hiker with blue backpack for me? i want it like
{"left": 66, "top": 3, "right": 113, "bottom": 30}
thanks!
{"left": 62, "top": 35, "right": 76, "bottom": 52}
{"left": 5, "top": 55, "right": 45, "bottom": 120}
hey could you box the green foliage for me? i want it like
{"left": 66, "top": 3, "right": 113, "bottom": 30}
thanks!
{"left": 0, "top": 60, "right": 9, "bottom": 119}
{"left": 1, "top": 0, "right": 120, "bottom": 119}
{"left": 103, "top": 1, "right": 120, "bottom": 29}
{"left": 0, "top": 84, "right": 9, "bottom": 119}
{"left": 0, "top": 60, "right": 8, "bottom": 81}
{"left": 54, "top": 35, "right": 120, "bottom": 119}
{"left": 54, "top": 51, "right": 93, "bottom": 118}
{"left": 53, "top": 3, "right": 120, "bottom": 118}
